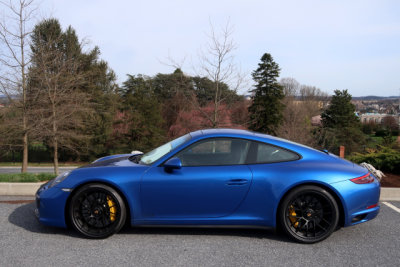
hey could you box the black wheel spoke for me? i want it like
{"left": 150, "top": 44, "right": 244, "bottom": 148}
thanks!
{"left": 316, "top": 223, "right": 327, "bottom": 232}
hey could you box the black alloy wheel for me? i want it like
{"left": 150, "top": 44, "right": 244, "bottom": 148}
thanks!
{"left": 69, "top": 183, "right": 126, "bottom": 238}
{"left": 279, "top": 185, "right": 339, "bottom": 243}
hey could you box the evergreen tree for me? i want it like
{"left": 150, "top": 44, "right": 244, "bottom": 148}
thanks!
{"left": 118, "top": 75, "right": 166, "bottom": 152}
{"left": 248, "top": 53, "right": 285, "bottom": 135}
{"left": 320, "top": 89, "right": 365, "bottom": 154}
{"left": 321, "top": 90, "right": 359, "bottom": 128}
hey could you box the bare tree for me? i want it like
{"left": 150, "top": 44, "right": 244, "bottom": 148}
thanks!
{"left": 162, "top": 21, "right": 246, "bottom": 130}
{"left": 280, "top": 77, "right": 300, "bottom": 97}
{"left": 197, "top": 20, "right": 245, "bottom": 127}
{"left": 278, "top": 78, "right": 328, "bottom": 146}
{"left": 29, "top": 25, "right": 92, "bottom": 175}
{"left": 0, "top": 0, "right": 38, "bottom": 172}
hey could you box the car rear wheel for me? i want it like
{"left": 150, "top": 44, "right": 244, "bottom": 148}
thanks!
{"left": 69, "top": 183, "right": 126, "bottom": 238}
{"left": 279, "top": 185, "right": 339, "bottom": 243}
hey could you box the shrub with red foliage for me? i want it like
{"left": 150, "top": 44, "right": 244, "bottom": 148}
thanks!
{"left": 168, "top": 101, "right": 248, "bottom": 139}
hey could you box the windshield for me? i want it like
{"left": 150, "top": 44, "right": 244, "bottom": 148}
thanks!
{"left": 140, "top": 134, "right": 191, "bottom": 165}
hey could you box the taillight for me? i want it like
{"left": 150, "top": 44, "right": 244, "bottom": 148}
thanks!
{"left": 350, "top": 173, "right": 374, "bottom": 184}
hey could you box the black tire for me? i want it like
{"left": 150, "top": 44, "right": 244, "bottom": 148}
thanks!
{"left": 69, "top": 183, "right": 126, "bottom": 238}
{"left": 279, "top": 185, "right": 339, "bottom": 243}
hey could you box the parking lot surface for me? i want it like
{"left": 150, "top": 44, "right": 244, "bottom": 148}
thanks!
{"left": 0, "top": 198, "right": 399, "bottom": 267}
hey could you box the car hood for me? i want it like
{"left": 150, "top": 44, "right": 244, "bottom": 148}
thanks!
{"left": 80, "top": 155, "right": 141, "bottom": 168}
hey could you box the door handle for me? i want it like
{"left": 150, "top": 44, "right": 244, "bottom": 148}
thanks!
{"left": 226, "top": 179, "right": 248, "bottom": 185}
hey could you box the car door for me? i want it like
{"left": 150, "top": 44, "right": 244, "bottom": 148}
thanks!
{"left": 140, "top": 138, "right": 253, "bottom": 219}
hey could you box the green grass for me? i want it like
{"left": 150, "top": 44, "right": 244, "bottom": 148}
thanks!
{"left": 0, "top": 173, "right": 56, "bottom": 183}
{"left": 0, "top": 162, "right": 85, "bottom": 167}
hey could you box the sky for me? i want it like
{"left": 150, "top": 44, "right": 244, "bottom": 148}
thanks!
{"left": 13, "top": 0, "right": 400, "bottom": 96}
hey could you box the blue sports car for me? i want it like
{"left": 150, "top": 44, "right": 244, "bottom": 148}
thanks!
{"left": 35, "top": 129, "right": 380, "bottom": 243}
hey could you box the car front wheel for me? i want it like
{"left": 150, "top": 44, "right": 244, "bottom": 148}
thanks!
{"left": 69, "top": 183, "right": 126, "bottom": 238}
{"left": 279, "top": 185, "right": 339, "bottom": 243}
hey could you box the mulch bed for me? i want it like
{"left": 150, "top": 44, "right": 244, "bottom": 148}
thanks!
{"left": 380, "top": 173, "right": 400, "bottom": 188}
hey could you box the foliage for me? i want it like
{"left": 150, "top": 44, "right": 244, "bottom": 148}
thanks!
{"left": 319, "top": 90, "right": 365, "bottom": 154}
{"left": 192, "top": 76, "right": 241, "bottom": 107}
{"left": 348, "top": 147, "right": 400, "bottom": 174}
{"left": 316, "top": 126, "right": 366, "bottom": 155}
{"left": 27, "top": 18, "right": 119, "bottom": 166}
{"left": 0, "top": 173, "right": 56, "bottom": 182}
{"left": 248, "top": 53, "right": 285, "bottom": 135}
{"left": 168, "top": 102, "right": 246, "bottom": 138}
{"left": 116, "top": 75, "right": 166, "bottom": 152}
{"left": 321, "top": 90, "right": 359, "bottom": 128}
{"left": 28, "top": 18, "right": 98, "bottom": 174}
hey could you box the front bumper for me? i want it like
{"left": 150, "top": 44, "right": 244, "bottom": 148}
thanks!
{"left": 35, "top": 182, "right": 71, "bottom": 228}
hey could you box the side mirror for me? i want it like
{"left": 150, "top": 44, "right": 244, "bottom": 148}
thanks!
{"left": 164, "top": 157, "right": 182, "bottom": 172}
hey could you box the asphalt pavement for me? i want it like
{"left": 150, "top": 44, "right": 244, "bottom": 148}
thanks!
{"left": 0, "top": 166, "right": 77, "bottom": 174}
{"left": 0, "top": 197, "right": 399, "bottom": 267}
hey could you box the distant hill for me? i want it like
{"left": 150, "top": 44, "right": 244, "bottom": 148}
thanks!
{"left": 352, "top": 96, "right": 398, "bottom": 100}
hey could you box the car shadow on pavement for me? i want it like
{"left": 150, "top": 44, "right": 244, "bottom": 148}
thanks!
{"left": 119, "top": 225, "right": 290, "bottom": 242}
{"left": 9, "top": 202, "right": 291, "bottom": 242}
{"left": 8, "top": 202, "right": 79, "bottom": 237}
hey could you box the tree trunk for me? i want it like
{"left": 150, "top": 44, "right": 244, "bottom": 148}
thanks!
{"left": 53, "top": 137, "right": 59, "bottom": 175}
{"left": 21, "top": 64, "right": 28, "bottom": 173}
{"left": 20, "top": 7, "right": 28, "bottom": 173}
{"left": 21, "top": 130, "right": 28, "bottom": 173}
{"left": 213, "top": 83, "right": 219, "bottom": 128}
{"left": 52, "top": 104, "right": 59, "bottom": 175}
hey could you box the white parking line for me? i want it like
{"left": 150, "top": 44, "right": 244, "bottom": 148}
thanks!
{"left": 382, "top": 202, "right": 400, "bottom": 214}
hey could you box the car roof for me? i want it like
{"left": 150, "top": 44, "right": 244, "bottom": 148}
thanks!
{"left": 189, "top": 128, "right": 328, "bottom": 159}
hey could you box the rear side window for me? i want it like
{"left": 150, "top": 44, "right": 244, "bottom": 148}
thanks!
{"left": 248, "top": 142, "right": 300, "bottom": 164}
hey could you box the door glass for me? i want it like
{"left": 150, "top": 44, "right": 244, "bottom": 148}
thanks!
{"left": 176, "top": 138, "right": 251, "bottom": 166}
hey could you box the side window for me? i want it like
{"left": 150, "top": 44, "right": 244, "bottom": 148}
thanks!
{"left": 249, "top": 142, "right": 299, "bottom": 163}
{"left": 175, "top": 138, "right": 251, "bottom": 166}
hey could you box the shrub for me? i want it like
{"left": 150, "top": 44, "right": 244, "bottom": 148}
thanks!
{"left": 348, "top": 147, "right": 400, "bottom": 174}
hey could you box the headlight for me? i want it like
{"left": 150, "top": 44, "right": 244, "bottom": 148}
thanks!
{"left": 48, "top": 171, "right": 70, "bottom": 188}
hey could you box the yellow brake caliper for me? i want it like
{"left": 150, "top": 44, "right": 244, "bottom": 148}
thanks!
{"left": 288, "top": 205, "right": 299, "bottom": 227}
{"left": 106, "top": 196, "right": 116, "bottom": 222}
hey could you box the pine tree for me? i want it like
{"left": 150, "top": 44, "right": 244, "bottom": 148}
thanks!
{"left": 320, "top": 89, "right": 365, "bottom": 154}
{"left": 248, "top": 53, "right": 285, "bottom": 135}
{"left": 321, "top": 89, "right": 359, "bottom": 128}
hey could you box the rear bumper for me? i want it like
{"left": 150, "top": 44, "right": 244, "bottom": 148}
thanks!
{"left": 330, "top": 178, "right": 380, "bottom": 227}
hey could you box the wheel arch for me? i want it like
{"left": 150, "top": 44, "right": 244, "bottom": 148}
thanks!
{"left": 64, "top": 180, "right": 132, "bottom": 228}
{"left": 275, "top": 182, "right": 346, "bottom": 229}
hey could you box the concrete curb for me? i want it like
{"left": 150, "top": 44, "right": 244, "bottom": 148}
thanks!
{"left": 0, "top": 182, "right": 45, "bottom": 196}
{"left": 380, "top": 187, "right": 400, "bottom": 201}
{"left": 0, "top": 183, "right": 400, "bottom": 201}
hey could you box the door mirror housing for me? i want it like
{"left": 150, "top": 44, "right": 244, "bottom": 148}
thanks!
{"left": 164, "top": 157, "right": 182, "bottom": 172}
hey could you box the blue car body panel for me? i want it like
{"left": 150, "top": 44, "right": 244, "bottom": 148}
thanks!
{"left": 35, "top": 129, "right": 380, "bottom": 230}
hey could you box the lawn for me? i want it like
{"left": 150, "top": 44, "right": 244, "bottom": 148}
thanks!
{"left": 0, "top": 173, "right": 56, "bottom": 182}
{"left": 0, "top": 162, "right": 84, "bottom": 167}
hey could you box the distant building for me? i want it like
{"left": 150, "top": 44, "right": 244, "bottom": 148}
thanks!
{"left": 360, "top": 113, "right": 399, "bottom": 126}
